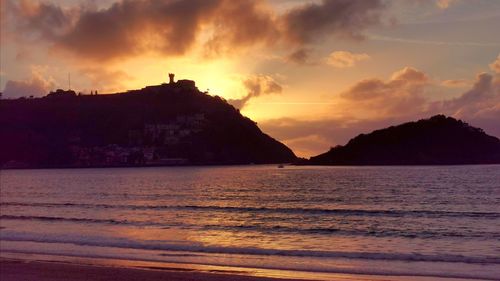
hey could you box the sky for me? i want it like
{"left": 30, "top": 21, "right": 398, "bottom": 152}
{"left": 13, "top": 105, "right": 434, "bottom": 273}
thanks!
{"left": 1, "top": 0, "right": 499, "bottom": 157}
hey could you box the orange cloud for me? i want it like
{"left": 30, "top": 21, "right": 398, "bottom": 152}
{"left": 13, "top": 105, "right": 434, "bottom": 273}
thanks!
{"left": 3, "top": 68, "right": 55, "bottom": 98}
{"left": 390, "top": 67, "right": 430, "bottom": 83}
{"left": 204, "top": 0, "right": 278, "bottom": 56}
{"left": 3, "top": 0, "right": 388, "bottom": 61}
{"left": 79, "top": 67, "right": 133, "bottom": 93}
{"left": 441, "top": 79, "right": 470, "bottom": 88}
{"left": 339, "top": 67, "right": 430, "bottom": 117}
{"left": 262, "top": 66, "right": 500, "bottom": 157}
{"left": 490, "top": 54, "right": 500, "bottom": 74}
{"left": 326, "top": 51, "right": 370, "bottom": 68}
{"left": 436, "top": 0, "right": 456, "bottom": 9}
{"left": 56, "top": 0, "right": 222, "bottom": 61}
{"left": 436, "top": 72, "right": 499, "bottom": 117}
{"left": 228, "top": 75, "right": 282, "bottom": 109}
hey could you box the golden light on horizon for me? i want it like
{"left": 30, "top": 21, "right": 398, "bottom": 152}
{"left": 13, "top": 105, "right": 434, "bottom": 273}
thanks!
{"left": 120, "top": 56, "right": 246, "bottom": 100}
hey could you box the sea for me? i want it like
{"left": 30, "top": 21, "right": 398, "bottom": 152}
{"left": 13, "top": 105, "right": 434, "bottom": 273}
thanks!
{"left": 0, "top": 165, "right": 499, "bottom": 280}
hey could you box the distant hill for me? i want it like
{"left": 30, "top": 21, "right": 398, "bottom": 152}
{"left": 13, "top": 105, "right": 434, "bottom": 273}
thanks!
{"left": 0, "top": 80, "right": 296, "bottom": 168}
{"left": 305, "top": 115, "right": 500, "bottom": 165}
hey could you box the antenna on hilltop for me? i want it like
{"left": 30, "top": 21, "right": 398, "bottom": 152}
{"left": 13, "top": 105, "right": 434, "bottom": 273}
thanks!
{"left": 68, "top": 73, "right": 71, "bottom": 90}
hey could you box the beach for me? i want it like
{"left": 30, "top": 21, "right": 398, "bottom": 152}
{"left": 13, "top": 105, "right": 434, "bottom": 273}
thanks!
{"left": 1, "top": 258, "right": 484, "bottom": 281}
{"left": 0, "top": 258, "right": 305, "bottom": 281}
{"left": 1, "top": 165, "right": 499, "bottom": 280}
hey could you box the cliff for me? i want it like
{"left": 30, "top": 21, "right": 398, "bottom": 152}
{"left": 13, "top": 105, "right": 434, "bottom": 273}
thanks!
{"left": 0, "top": 82, "right": 296, "bottom": 168}
{"left": 306, "top": 115, "right": 500, "bottom": 165}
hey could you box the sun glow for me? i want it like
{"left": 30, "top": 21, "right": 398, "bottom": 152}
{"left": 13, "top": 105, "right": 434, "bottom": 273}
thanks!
{"left": 118, "top": 56, "right": 246, "bottom": 100}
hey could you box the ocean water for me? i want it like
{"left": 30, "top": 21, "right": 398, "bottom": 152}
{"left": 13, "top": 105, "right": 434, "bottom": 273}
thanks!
{"left": 1, "top": 165, "right": 499, "bottom": 280}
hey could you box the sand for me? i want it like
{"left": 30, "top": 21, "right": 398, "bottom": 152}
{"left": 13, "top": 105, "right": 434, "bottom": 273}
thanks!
{"left": 0, "top": 259, "right": 311, "bottom": 281}
{"left": 1, "top": 257, "right": 482, "bottom": 281}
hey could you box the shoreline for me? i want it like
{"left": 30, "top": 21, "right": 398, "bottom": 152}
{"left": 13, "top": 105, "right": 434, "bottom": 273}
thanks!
{"left": 0, "top": 258, "right": 306, "bottom": 281}
{"left": 0, "top": 254, "right": 490, "bottom": 281}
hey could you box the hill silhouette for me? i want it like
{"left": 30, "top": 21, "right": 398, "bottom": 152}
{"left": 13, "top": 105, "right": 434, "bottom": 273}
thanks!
{"left": 306, "top": 115, "right": 500, "bottom": 165}
{"left": 0, "top": 80, "right": 296, "bottom": 168}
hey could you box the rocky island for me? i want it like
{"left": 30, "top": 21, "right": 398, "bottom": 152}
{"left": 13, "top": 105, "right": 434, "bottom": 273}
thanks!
{"left": 0, "top": 75, "right": 296, "bottom": 168}
{"left": 305, "top": 115, "right": 500, "bottom": 165}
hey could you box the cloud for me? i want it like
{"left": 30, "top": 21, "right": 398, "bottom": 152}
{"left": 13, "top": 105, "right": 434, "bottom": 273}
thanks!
{"left": 56, "top": 0, "right": 223, "bottom": 61}
{"left": 204, "top": 0, "right": 278, "bottom": 56}
{"left": 436, "top": 0, "right": 456, "bottom": 9}
{"left": 281, "top": 0, "right": 386, "bottom": 44}
{"left": 326, "top": 51, "right": 370, "bottom": 68}
{"left": 339, "top": 67, "right": 430, "bottom": 117}
{"left": 3, "top": 0, "right": 223, "bottom": 60}
{"left": 438, "top": 72, "right": 500, "bottom": 137}
{"left": 368, "top": 34, "right": 500, "bottom": 48}
{"left": 2, "top": 0, "right": 74, "bottom": 41}
{"left": 15, "top": 48, "right": 33, "bottom": 61}
{"left": 490, "top": 54, "right": 500, "bottom": 74}
{"left": 286, "top": 48, "right": 312, "bottom": 65}
{"left": 338, "top": 66, "right": 499, "bottom": 122}
{"left": 278, "top": 0, "right": 386, "bottom": 65}
{"left": 441, "top": 79, "right": 470, "bottom": 88}
{"left": 228, "top": 75, "right": 282, "bottom": 109}
{"left": 436, "top": 72, "right": 499, "bottom": 118}
{"left": 2, "top": 68, "right": 55, "bottom": 98}
{"left": 390, "top": 67, "right": 430, "bottom": 83}
{"left": 3, "top": 0, "right": 389, "bottom": 61}
{"left": 79, "top": 67, "right": 133, "bottom": 93}
{"left": 261, "top": 65, "right": 500, "bottom": 157}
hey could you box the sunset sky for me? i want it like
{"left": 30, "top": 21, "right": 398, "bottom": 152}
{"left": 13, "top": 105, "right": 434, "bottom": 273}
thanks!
{"left": 1, "top": 0, "right": 499, "bottom": 157}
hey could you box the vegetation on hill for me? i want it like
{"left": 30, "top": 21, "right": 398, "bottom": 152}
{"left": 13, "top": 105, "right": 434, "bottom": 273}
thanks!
{"left": 0, "top": 83, "right": 296, "bottom": 168}
{"left": 306, "top": 115, "right": 500, "bottom": 165}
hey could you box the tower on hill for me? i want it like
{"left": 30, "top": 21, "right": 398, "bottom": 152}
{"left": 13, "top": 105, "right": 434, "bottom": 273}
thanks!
{"left": 169, "top": 73, "right": 175, "bottom": 84}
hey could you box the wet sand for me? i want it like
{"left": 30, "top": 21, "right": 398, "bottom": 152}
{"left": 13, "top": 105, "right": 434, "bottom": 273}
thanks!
{"left": 0, "top": 259, "right": 309, "bottom": 281}
{"left": 1, "top": 258, "right": 484, "bottom": 281}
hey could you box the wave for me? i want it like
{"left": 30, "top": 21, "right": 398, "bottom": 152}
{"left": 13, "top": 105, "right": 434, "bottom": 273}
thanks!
{"left": 2, "top": 214, "right": 499, "bottom": 240}
{"left": 1, "top": 201, "right": 498, "bottom": 219}
{"left": 1, "top": 249, "right": 498, "bottom": 281}
{"left": 1, "top": 230, "right": 499, "bottom": 265}
{"left": 0, "top": 215, "right": 179, "bottom": 227}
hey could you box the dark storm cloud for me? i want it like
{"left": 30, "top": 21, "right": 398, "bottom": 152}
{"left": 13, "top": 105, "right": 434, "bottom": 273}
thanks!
{"left": 3, "top": 0, "right": 389, "bottom": 61}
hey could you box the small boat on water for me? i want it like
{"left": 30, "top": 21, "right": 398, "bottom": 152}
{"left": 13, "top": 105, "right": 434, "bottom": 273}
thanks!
{"left": 278, "top": 164, "right": 285, "bottom": 168}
